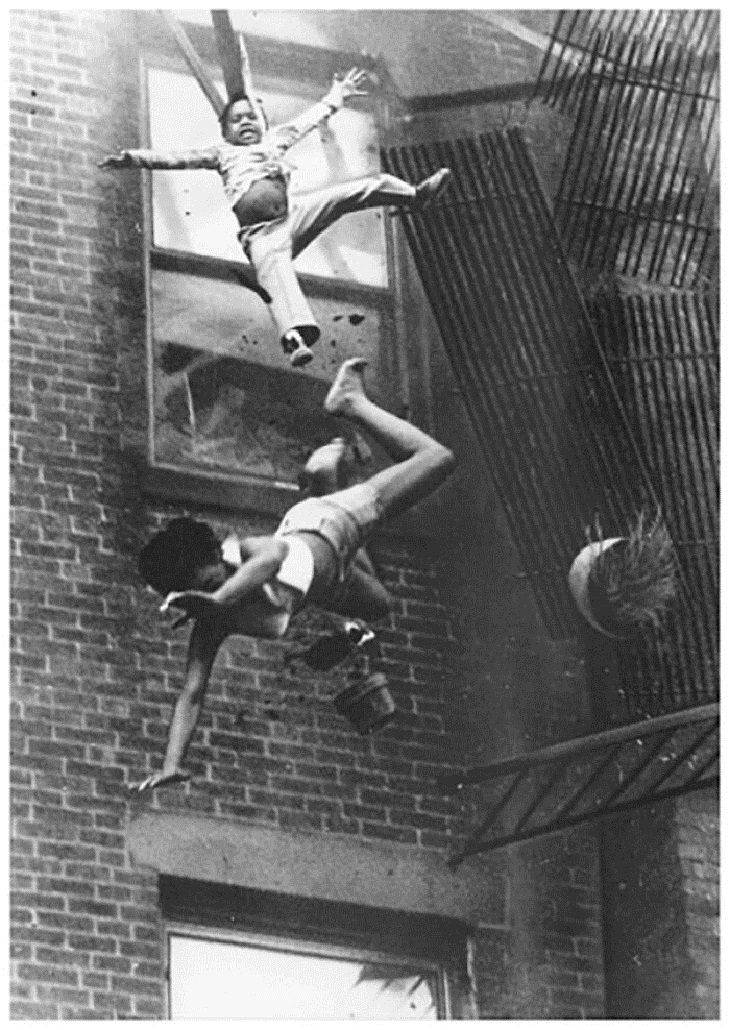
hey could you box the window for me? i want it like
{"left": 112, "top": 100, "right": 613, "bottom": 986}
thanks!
{"left": 168, "top": 928, "right": 445, "bottom": 1019}
{"left": 147, "top": 66, "right": 389, "bottom": 286}
{"left": 160, "top": 878, "right": 467, "bottom": 1020}
{"left": 138, "top": 33, "right": 404, "bottom": 502}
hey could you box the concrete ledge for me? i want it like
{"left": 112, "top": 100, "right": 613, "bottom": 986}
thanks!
{"left": 129, "top": 813, "right": 507, "bottom": 927}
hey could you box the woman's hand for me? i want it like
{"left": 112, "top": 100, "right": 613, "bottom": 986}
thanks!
{"left": 161, "top": 590, "right": 223, "bottom": 621}
{"left": 130, "top": 768, "right": 191, "bottom": 793}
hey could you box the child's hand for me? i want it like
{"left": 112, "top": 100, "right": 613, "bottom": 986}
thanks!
{"left": 98, "top": 151, "right": 133, "bottom": 169}
{"left": 161, "top": 590, "right": 222, "bottom": 621}
{"left": 130, "top": 768, "right": 191, "bottom": 793}
{"left": 327, "top": 68, "right": 369, "bottom": 108}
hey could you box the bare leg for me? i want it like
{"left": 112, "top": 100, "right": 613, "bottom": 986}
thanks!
{"left": 301, "top": 437, "right": 349, "bottom": 496}
{"left": 324, "top": 358, "right": 455, "bottom": 522}
{"left": 329, "top": 566, "right": 392, "bottom": 621}
{"left": 290, "top": 174, "right": 416, "bottom": 260}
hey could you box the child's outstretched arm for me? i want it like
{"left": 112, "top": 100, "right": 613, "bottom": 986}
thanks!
{"left": 273, "top": 67, "right": 370, "bottom": 152}
{"left": 99, "top": 145, "right": 220, "bottom": 171}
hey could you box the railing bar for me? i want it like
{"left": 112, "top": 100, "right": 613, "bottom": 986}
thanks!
{"left": 436, "top": 705, "right": 718, "bottom": 789}
{"left": 513, "top": 760, "right": 572, "bottom": 834}
{"left": 453, "top": 774, "right": 719, "bottom": 861}
{"left": 601, "top": 729, "right": 675, "bottom": 807}
{"left": 551, "top": 745, "right": 623, "bottom": 822}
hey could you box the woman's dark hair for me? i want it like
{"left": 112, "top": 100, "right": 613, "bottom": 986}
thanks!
{"left": 138, "top": 518, "right": 222, "bottom": 596}
{"left": 218, "top": 90, "right": 268, "bottom": 133}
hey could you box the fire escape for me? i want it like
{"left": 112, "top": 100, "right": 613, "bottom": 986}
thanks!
{"left": 382, "top": 10, "right": 719, "bottom": 862}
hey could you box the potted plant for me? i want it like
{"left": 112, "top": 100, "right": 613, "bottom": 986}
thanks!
{"left": 568, "top": 510, "right": 677, "bottom": 637}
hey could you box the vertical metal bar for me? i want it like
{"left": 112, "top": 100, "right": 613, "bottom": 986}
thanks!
{"left": 657, "top": 294, "right": 717, "bottom": 638}
{"left": 210, "top": 10, "right": 246, "bottom": 98}
{"left": 158, "top": 9, "right": 226, "bottom": 117}
{"left": 576, "top": 33, "right": 644, "bottom": 270}
{"left": 628, "top": 43, "right": 698, "bottom": 280}
{"left": 642, "top": 296, "right": 711, "bottom": 699}
{"left": 556, "top": 33, "right": 611, "bottom": 248}
{"left": 438, "top": 134, "right": 578, "bottom": 621}
{"left": 496, "top": 132, "right": 630, "bottom": 510}
{"left": 511, "top": 129, "right": 660, "bottom": 512}
{"left": 674, "top": 117, "right": 718, "bottom": 286}
{"left": 552, "top": 35, "right": 604, "bottom": 237}
{"left": 615, "top": 43, "right": 679, "bottom": 277}
{"left": 597, "top": 36, "right": 675, "bottom": 274}
{"left": 676, "top": 294, "right": 719, "bottom": 542}
{"left": 647, "top": 50, "right": 712, "bottom": 281}
{"left": 464, "top": 134, "right": 586, "bottom": 517}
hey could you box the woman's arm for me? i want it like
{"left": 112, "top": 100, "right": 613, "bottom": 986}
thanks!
{"left": 160, "top": 536, "right": 288, "bottom": 622}
{"left": 133, "top": 620, "right": 227, "bottom": 793}
{"left": 214, "top": 536, "right": 288, "bottom": 606}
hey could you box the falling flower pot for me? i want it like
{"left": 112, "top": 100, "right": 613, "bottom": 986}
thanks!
{"left": 334, "top": 673, "right": 395, "bottom": 735}
{"left": 568, "top": 537, "right": 626, "bottom": 637}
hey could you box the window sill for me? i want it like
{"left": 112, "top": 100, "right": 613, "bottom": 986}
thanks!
{"left": 142, "top": 462, "right": 298, "bottom": 520}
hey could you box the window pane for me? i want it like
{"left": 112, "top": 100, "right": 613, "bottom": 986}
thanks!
{"left": 169, "top": 934, "right": 440, "bottom": 1019}
{"left": 149, "top": 267, "right": 384, "bottom": 484}
{"left": 147, "top": 67, "right": 388, "bottom": 286}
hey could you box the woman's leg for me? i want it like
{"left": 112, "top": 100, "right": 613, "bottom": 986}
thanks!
{"left": 330, "top": 565, "right": 393, "bottom": 621}
{"left": 324, "top": 358, "right": 455, "bottom": 522}
{"left": 300, "top": 438, "right": 349, "bottom": 496}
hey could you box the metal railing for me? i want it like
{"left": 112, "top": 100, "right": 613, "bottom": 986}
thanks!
{"left": 438, "top": 703, "right": 718, "bottom": 863}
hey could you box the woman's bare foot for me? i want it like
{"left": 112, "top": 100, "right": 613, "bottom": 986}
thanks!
{"left": 324, "top": 357, "right": 368, "bottom": 416}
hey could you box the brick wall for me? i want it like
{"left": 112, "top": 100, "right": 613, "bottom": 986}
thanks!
{"left": 675, "top": 793, "right": 720, "bottom": 1016}
{"left": 10, "top": 9, "right": 606, "bottom": 1020}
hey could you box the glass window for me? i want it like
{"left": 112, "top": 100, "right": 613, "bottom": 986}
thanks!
{"left": 142, "top": 61, "right": 399, "bottom": 493}
{"left": 168, "top": 929, "right": 446, "bottom": 1019}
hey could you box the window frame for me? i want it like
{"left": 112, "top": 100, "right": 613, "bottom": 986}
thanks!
{"left": 159, "top": 875, "right": 471, "bottom": 1020}
{"left": 165, "top": 921, "right": 452, "bottom": 1019}
{"left": 135, "top": 26, "right": 408, "bottom": 514}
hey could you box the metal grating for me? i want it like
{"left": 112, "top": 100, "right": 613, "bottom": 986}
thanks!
{"left": 587, "top": 290, "right": 718, "bottom": 716}
{"left": 382, "top": 128, "right": 717, "bottom": 713}
{"left": 437, "top": 703, "right": 718, "bottom": 864}
{"left": 535, "top": 10, "right": 719, "bottom": 288}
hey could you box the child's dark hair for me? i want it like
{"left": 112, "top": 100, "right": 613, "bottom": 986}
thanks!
{"left": 218, "top": 90, "right": 268, "bottom": 132}
{"left": 138, "top": 518, "right": 222, "bottom": 596}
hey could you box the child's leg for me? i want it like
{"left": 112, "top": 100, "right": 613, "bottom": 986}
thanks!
{"left": 245, "top": 222, "right": 320, "bottom": 358}
{"left": 324, "top": 358, "right": 455, "bottom": 522}
{"left": 290, "top": 169, "right": 451, "bottom": 259}
{"left": 290, "top": 174, "right": 415, "bottom": 259}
